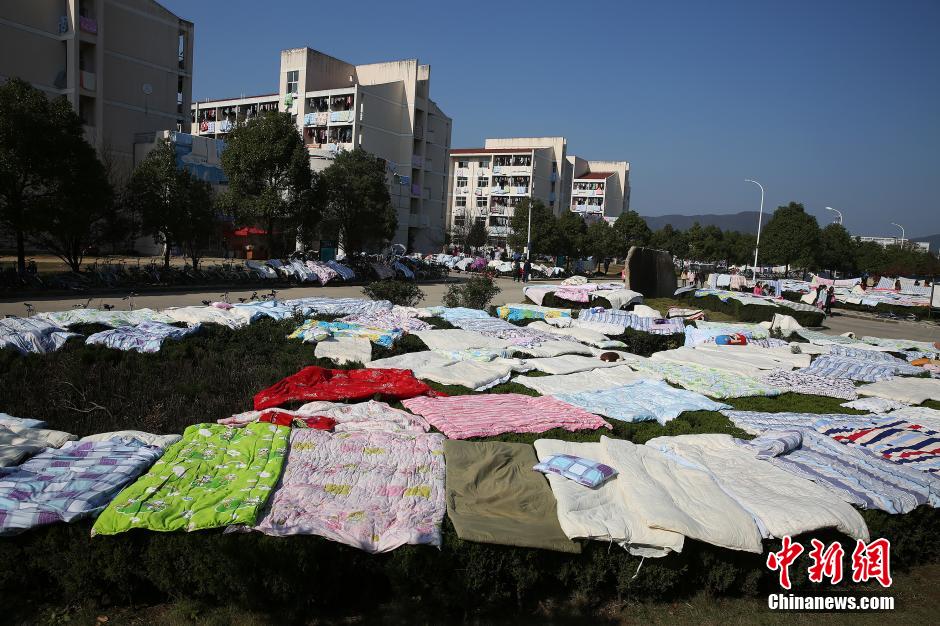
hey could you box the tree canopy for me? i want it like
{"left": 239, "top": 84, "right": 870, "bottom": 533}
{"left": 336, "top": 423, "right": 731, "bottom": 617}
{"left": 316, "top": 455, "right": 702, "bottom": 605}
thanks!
{"left": 610, "top": 210, "right": 651, "bottom": 256}
{"left": 219, "top": 111, "right": 316, "bottom": 256}
{"left": 759, "top": 202, "right": 821, "bottom": 274}
{"left": 465, "top": 218, "right": 488, "bottom": 251}
{"left": 318, "top": 147, "right": 397, "bottom": 255}
{"left": 508, "top": 199, "right": 558, "bottom": 256}
{"left": 582, "top": 219, "right": 616, "bottom": 264}
{"left": 818, "top": 223, "right": 856, "bottom": 274}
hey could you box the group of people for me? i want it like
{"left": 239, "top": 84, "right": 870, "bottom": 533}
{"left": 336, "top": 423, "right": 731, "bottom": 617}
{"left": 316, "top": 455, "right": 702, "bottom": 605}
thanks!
{"left": 812, "top": 284, "right": 837, "bottom": 315}
{"left": 751, "top": 282, "right": 774, "bottom": 297}
{"left": 512, "top": 254, "right": 532, "bottom": 283}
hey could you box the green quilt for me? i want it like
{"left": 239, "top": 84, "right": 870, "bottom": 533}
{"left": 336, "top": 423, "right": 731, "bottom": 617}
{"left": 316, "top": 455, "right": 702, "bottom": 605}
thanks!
{"left": 92, "top": 423, "right": 289, "bottom": 535}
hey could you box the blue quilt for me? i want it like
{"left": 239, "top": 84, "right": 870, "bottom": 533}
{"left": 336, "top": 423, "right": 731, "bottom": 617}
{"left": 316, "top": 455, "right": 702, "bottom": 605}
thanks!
{"left": 555, "top": 379, "right": 730, "bottom": 425}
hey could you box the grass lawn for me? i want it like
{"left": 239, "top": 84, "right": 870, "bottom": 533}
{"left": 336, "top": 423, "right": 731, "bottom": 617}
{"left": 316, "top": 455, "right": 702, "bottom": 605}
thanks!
{"left": 2, "top": 314, "right": 938, "bottom": 622}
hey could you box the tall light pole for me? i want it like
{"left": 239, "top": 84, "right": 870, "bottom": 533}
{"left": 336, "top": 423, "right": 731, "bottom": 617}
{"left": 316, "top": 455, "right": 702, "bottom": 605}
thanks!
{"left": 890, "top": 222, "right": 905, "bottom": 248}
{"left": 526, "top": 203, "right": 532, "bottom": 259}
{"left": 825, "top": 206, "right": 843, "bottom": 225}
{"left": 744, "top": 179, "right": 764, "bottom": 277}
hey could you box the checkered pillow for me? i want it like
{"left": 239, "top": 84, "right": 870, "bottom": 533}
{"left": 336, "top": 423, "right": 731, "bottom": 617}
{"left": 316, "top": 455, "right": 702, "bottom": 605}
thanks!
{"left": 533, "top": 454, "right": 617, "bottom": 488}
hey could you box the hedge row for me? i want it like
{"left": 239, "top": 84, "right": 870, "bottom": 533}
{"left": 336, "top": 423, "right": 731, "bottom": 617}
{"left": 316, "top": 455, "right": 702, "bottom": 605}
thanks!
{"left": 678, "top": 293, "right": 826, "bottom": 327}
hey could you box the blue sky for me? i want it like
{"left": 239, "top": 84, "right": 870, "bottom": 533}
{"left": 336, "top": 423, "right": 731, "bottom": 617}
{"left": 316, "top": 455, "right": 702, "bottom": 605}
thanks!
{"left": 162, "top": 0, "right": 940, "bottom": 237}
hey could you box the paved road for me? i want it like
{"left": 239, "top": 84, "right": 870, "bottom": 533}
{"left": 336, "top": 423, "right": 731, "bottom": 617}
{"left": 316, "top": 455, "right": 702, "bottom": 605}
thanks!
{"left": 3, "top": 278, "right": 938, "bottom": 342}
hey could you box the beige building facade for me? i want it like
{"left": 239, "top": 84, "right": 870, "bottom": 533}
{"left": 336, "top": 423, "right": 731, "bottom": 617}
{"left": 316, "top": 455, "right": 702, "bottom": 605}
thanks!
{"left": 191, "top": 48, "right": 452, "bottom": 253}
{"left": 0, "top": 0, "right": 194, "bottom": 177}
{"left": 446, "top": 136, "right": 629, "bottom": 248}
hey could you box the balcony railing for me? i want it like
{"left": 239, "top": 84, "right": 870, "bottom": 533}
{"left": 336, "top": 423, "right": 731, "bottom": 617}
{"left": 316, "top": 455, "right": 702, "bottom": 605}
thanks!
{"left": 491, "top": 186, "right": 509, "bottom": 195}
{"left": 572, "top": 204, "right": 604, "bottom": 213}
{"left": 511, "top": 186, "right": 529, "bottom": 195}
{"left": 329, "top": 110, "right": 354, "bottom": 123}
{"left": 79, "top": 16, "right": 97, "bottom": 34}
{"left": 456, "top": 187, "right": 469, "bottom": 195}
{"left": 80, "top": 71, "right": 96, "bottom": 91}
{"left": 454, "top": 168, "right": 469, "bottom": 177}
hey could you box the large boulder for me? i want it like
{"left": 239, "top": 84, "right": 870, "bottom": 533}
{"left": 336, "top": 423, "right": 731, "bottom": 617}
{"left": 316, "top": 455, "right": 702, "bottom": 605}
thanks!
{"left": 624, "top": 246, "right": 677, "bottom": 297}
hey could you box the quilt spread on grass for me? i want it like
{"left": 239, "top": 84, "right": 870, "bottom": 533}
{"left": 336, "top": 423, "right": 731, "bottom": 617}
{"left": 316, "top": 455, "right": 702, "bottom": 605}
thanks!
{"left": 402, "top": 394, "right": 611, "bottom": 439}
{"left": 288, "top": 320, "right": 402, "bottom": 348}
{"left": 85, "top": 321, "right": 201, "bottom": 353}
{"left": 0, "top": 317, "right": 78, "bottom": 355}
{"left": 254, "top": 367, "right": 439, "bottom": 410}
{"left": 578, "top": 309, "right": 685, "bottom": 335}
{"left": 252, "top": 429, "right": 446, "bottom": 552}
{"left": 554, "top": 380, "right": 730, "bottom": 425}
{"left": 631, "top": 360, "right": 782, "bottom": 399}
{"left": 0, "top": 439, "right": 163, "bottom": 535}
{"left": 497, "top": 303, "right": 571, "bottom": 322}
{"left": 92, "top": 423, "right": 288, "bottom": 535}
{"left": 818, "top": 419, "right": 940, "bottom": 476}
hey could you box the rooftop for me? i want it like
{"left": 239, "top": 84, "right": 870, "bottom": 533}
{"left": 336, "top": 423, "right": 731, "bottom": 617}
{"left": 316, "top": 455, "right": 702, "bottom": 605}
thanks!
{"left": 450, "top": 148, "right": 535, "bottom": 155}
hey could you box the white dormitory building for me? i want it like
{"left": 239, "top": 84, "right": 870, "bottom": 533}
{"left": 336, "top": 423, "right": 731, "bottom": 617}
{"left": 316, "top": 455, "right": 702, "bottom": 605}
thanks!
{"left": 446, "top": 137, "right": 630, "bottom": 250}
{"left": 191, "top": 47, "right": 452, "bottom": 253}
{"left": 857, "top": 236, "right": 929, "bottom": 253}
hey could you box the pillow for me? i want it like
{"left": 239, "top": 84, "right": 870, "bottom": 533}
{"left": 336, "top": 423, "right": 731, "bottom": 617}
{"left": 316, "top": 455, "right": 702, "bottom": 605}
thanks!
{"left": 533, "top": 454, "right": 617, "bottom": 488}
{"left": 715, "top": 333, "right": 749, "bottom": 346}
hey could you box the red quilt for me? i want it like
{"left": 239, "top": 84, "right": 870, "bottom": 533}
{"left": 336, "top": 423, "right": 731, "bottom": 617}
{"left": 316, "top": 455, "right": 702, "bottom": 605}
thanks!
{"left": 254, "top": 366, "right": 440, "bottom": 410}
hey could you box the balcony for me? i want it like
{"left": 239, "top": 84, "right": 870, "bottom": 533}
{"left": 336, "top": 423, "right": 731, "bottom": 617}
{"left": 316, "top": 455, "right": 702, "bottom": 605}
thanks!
{"left": 511, "top": 186, "right": 529, "bottom": 195}
{"left": 454, "top": 168, "right": 469, "bottom": 177}
{"left": 329, "top": 110, "right": 354, "bottom": 123}
{"left": 490, "top": 225, "right": 510, "bottom": 236}
{"left": 411, "top": 154, "right": 424, "bottom": 168}
{"left": 490, "top": 186, "right": 509, "bottom": 195}
{"left": 572, "top": 187, "right": 604, "bottom": 197}
{"left": 80, "top": 71, "right": 96, "bottom": 91}
{"left": 79, "top": 16, "right": 97, "bottom": 34}
{"left": 572, "top": 204, "right": 604, "bottom": 214}
{"left": 456, "top": 187, "right": 469, "bottom": 195}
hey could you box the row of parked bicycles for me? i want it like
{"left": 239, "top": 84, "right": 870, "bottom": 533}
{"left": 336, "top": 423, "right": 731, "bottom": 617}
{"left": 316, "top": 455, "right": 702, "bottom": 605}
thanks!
{"left": 0, "top": 253, "right": 451, "bottom": 295}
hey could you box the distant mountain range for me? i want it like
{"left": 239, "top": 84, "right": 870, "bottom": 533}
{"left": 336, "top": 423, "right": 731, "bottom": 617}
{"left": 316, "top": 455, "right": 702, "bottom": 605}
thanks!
{"left": 640, "top": 212, "right": 763, "bottom": 234}
{"left": 641, "top": 212, "right": 938, "bottom": 245}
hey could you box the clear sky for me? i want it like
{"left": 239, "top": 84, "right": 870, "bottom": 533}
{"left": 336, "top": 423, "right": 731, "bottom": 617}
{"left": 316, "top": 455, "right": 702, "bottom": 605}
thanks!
{"left": 161, "top": 0, "right": 940, "bottom": 238}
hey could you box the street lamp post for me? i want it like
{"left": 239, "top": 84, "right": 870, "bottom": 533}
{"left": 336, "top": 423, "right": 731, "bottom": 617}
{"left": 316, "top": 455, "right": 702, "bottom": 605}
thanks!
{"left": 744, "top": 179, "right": 764, "bottom": 278}
{"left": 825, "top": 206, "right": 843, "bottom": 225}
{"left": 890, "top": 222, "right": 905, "bottom": 248}
{"left": 526, "top": 203, "right": 532, "bottom": 259}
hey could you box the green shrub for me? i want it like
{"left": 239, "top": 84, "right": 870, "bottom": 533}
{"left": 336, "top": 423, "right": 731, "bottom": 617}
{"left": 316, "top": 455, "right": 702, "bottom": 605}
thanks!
{"left": 678, "top": 293, "right": 825, "bottom": 326}
{"left": 362, "top": 279, "right": 425, "bottom": 307}
{"left": 443, "top": 274, "right": 501, "bottom": 310}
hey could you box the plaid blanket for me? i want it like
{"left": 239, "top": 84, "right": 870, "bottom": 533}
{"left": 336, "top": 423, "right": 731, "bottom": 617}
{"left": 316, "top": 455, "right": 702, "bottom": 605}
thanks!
{"left": 578, "top": 309, "right": 685, "bottom": 335}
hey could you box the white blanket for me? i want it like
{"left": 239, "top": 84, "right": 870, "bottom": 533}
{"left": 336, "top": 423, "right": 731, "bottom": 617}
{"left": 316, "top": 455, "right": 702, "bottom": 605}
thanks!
{"left": 527, "top": 321, "right": 622, "bottom": 348}
{"left": 692, "top": 344, "right": 812, "bottom": 370}
{"left": 646, "top": 434, "right": 869, "bottom": 542}
{"left": 631, "top": 305, "right": 662, "bottom": 319}
{"left": 314, "top": 337, "right": 373, "bottom": 365}
{"left": 80, "top": 431, "right": 182, "bottom": 449}
{"left": 524, "top": 355, "right": 620, "bottom": 375}
{"left": 513, "top": 365, "right": 662, "bottom": 395}
{"left": 418, "top": 359, "right": 519, "bottom": 390}
{"left": 593, "top": 289, "right": 643, "bottom": 310}
{"left": 545, "top": 317, "right": 627, "bottom": 336}
{"left": 858, "top": 377, "right": 940, "bottom": 405}
{"left": 163, "top": 306, "right": 253, "bottom": 329}
{"left": 413, "top": 329, "right": 510, "bottom": 352}
{"left": 652, "top": 347, "right": 799, "bottom": 376}
{"left": 533, "top": 438, "right": 684, "bottom": 557}
{"left": 518, "top": 340, "right": 596, "bottom": 358}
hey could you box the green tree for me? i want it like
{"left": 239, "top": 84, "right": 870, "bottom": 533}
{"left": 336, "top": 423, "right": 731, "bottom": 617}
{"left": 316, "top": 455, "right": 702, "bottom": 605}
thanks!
{"left": 853, "top": 239, "right": 885, "bottom": 274}
{"left": 0, "top": 78, "right": 92, "bottom": 272}
{"left": 29, "top": 131, "right": 114, "bottom": 272}
{"left": 610, "top": 210, "right": 651, "bottom": 257}
{"left": 465, "top": 217, "right": 488, "bottom": 251}
{"left": 319, "top": 148, "right": 397, "bottom": 255}
{"left": 650, "top": 224, "right": 689, "bottom": 259}
{"left": 817, "top": 223, "right": 856, "bottom": 274}
{"left": 723, "top": 230, "right": 757, "bottom": 266}
{"left": 219, "top": 111, "right": 317, "bottom": 257}
{"left": 555, "top": 211, "right": 587, "bottom": 265}
{"left": 582, "top": 219, "right": 615, "bottom": 265}
{"left": 126, "top": 141, "right": 217, "bottom": 270}
{"left": 508, "top": 199, "right": 558, "bottom": 255}
{"left": 759, "top": 202, "right": 821, "bottom": 275}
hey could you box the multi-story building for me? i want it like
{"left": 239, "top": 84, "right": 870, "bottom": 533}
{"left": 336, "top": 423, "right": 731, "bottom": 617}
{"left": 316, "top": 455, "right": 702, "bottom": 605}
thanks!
{"left": 0, "top": 0, "right": 194, "bottom": 176}
{"left": 446, "top": 137, "right": 629, "bottom": 249}
{"left": 191, "top": 47, "right": 452, "bottom": 253}
{"left": 858, "top": 236, "right": 929, "bottom": 253}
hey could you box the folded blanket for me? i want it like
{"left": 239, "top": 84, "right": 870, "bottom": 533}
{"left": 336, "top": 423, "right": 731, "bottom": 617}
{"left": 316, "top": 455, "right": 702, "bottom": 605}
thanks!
{"left": 92, "top": 423, "right": 289, "bottom": 535}
{"left": 443, "top": 440, "right": 580, "bottom": 553}
{"left": 252, "top": 429, "right": 445, "bottom": 553}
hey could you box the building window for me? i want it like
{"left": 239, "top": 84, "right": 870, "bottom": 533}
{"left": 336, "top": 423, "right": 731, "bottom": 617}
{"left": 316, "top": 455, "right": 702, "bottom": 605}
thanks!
{"left": 455, "top": 197, "right": 466, "bottom": 207}
{"left": 454, "top": 215, "right": 466, "bottom": 227}
{"left": 478, "top": 159, "right": 489, "bottom": 168}
{"left": 476, "top": 198, "right": 487, "bottom": 209}
{"left": 286, "top": 70, "right": 299, "bottom": 95}
{"left": 456, "top": 177, "right": 468, "bottom": 188}
{"left": 457, "top": 160, "right": 468, "bottom": 169}
{"left": 476, "top": 176, "right": 488, "bottom": 187}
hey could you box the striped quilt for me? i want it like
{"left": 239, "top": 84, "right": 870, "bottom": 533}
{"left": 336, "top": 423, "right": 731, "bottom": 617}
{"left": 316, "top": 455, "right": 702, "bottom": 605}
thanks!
{"left": 818, "top": 419, "right": 940, "bottom": 475}
{"left": 578, "top": 309, "right": 685, "bottom": 335}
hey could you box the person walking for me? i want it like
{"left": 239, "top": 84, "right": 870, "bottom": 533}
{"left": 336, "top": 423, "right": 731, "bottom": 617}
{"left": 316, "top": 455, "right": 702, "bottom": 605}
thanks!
{"left": 825, "top": 286, "right": 835, "bottom": 316}
{"left": 523, "top": 257, "right": 532, "bottom": 283}
{"left": 512, "top": 257, "right": 521, "bottom": 282}
{"left": 603, "top": 258, "right": 611, "bottom": 275}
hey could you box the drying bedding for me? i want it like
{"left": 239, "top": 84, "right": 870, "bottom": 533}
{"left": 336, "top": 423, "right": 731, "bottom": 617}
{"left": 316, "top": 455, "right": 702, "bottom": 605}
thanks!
{"left": 0, "top": 424, "right": 77, "bottom": 467}
{"left": 289, "top": 320, "right": 402, "bottom": 348}
{"left": 79, "top": 431, "right": 182, "bottom": 449}
{"left": 85, "top": 321, "right": 201, "bottom": 353}
{"left": 341, "top": 311, "right": 432, "bottom": 333}
{"left": 692, "top": 344, "right": 812, "bottom": 370}
{"left": 402, "top": 394, "right": 611, "bottom": 439}
{"left": 526, "top": 321, "right": 624, "bottom": 349}
{"left": 884, "top": 406, "right": 940, "bottom": 431}
{"left": 231, "top": 300, "right": 296, "bottom": 321}
{"left": 436, "top": 307, "right": 492, "bottom": 325}
{"left": 413, "top": 329, "right": 511, "bottom": 352}
{"left": 497, "top": 303, "right": 571, "bottom": 322}
{"left": 554, "top": 380, "right": 730, "bottom": 425}
{"left": 544, "top": 316, "right": 628, "bottom": 336}
{"left": 735, "top": 427, "right": 938, "bottom": 514}
{"left": 162, "top": 305, "right": 254, "bottom": 329}
{"left": 451, "top": 317, "right": 556, "bottom": 346}
{"left": 841, "top": 397, "right": 910, "bottom": 413}
{"left": 759, "top": 369, "right": 859, "bottom": 400}
{"left": 0, "top": 414, "right": 46, "bottom": 429}
{"left": 282, "top": 297, "right": 393, "bottom": 317}
{"left": 578, "top": 309, "right": 685, "bottom": 335}
{"left": 591, "top": 289, "right": 644, "bottom": 310}
{"left": 92, "top": 422, "right": 289, "bottom": 535}
{"left": 523, "top": 354, "right": 621, "bottom": 375}
{"left": 36, "top": 308, "right": 174, "bottom": 328}
{"left": 220, "top": 400, "right": 431, "bottom": 433}
{"left": 858, "top": 377, "right": 940, "bottom": 404}
{"left": 651, "top": 347, "right": 799, "bottom": 376}
{"left": 0, "top": 316, "right": 78, "bottom": 354}
{"left": 646, "top": 434, "right": 869, "bottom": 542}
{"left": 0, "top": 439, "right": 163, "bottom": 535}
{"left": 818, "top": 418, "right": 940, "bottom": 476}
{"left": 314, "top": 337, "right": 373, "bottom": 365}
{"left": 368, "top": 349, "right": 529, "bottom": 390}
{"left": 254, "top": 366, "right": 438, "bottom": 410}
{"left": 252, "top": 429, "right": 446, "bottom": 553}
{"left": 632, "top": 360, "right": 783, "bottom": 399}
{"left": 512, "top": 365, "right": 662, "bottom": 395}
{"left": 443, "top": 440, "right": 581, "bottom": 553}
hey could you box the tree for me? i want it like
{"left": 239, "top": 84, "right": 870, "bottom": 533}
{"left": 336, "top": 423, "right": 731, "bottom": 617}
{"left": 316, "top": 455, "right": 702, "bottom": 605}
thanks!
{"left": 610, "top": 210, "right": 651, "bottom": 257}
{"left": 650, "top": 224, "right": 689, "bottom": 260}
{"left": 853, "top": 239, "right": 885, "bottom": 274}
{"left": 508, "top": 199, "right": 558, "bottom": 256}
{"left": 818, "top": 223, "right": 856, "bottom": 274}
{"left": 555, "top": 210, "right": 587, "bottom": 266}
{"left": 465, "top": 218, "right": 488, "bottom": 251}
{"left": 29, "top": 132, "right": 114, "bottom": 272}
{"left": 219, "top": 111, "right": 317, "bottom": 257}
{"left": 319, "top": 148, "right": 397, "bottom": 255}
{"left": 759, "top": 202, "right": 821, "bottom": 275}
{"left": 723, "top": 230, "right": 757, "bottom": 266}
{"left": 0, "top": 78, "right": 88, "bottom": 272}
{"left": 582, "top": 220, "right": 615, "bottom": 266}
{"left": 126, "top": 141, "right": 217, "bottom": 270}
